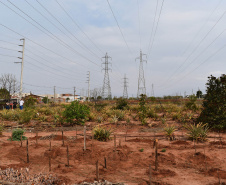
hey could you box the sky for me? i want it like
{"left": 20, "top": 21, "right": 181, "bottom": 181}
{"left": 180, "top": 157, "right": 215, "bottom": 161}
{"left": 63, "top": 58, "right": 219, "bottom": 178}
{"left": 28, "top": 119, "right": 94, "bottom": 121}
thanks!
{"left": 0, "top": 0, "right": 225, "bottom": 98}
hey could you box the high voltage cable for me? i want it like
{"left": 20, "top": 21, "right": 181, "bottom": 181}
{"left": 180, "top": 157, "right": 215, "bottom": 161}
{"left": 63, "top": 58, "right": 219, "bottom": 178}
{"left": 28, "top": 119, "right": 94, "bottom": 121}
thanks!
{"left": 55, "top": 0, "right": 104, "bottom": 56}
{"left": 158, "top": 43, "right": 226, "bottom": 90}
{"left": 137, "top": 0, "right": 141, "bottom": 50}
{"left": 157, "top": 8, "right": 226, "bottom": 87}
{"left": 0, "top": 39, "right": 18, "bottom": 45}
{"left": 0, "top": 53, "right": 17, "bottom": 58}
{"left": 148, "top": 0, "right": 165, "bottom": 57}
{"left": 0, "top": 24, "right": 98, "bottom": 72}
{"left": 106, "top": 0, "right": 133, "bottom": 55}
{"left": 181, "top": 0, "right": 223, "bottom": 56}
{"left": 0, "top": 46, "right": 18, "bottom": 51}
{"left": 147, "top": 0, "right": 159, "bottom": 55}
{"left": 3, "top": 0, "right": 101, "bottom": 67}
{"left": 33, "top": 0, "right": 101, "bottom": 60}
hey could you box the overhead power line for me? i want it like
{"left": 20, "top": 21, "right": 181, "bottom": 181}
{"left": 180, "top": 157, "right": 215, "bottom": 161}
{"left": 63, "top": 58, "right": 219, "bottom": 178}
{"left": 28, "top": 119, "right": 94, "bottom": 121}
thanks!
{"left": 106, "top": 0, "right": 132, "bottom": 55}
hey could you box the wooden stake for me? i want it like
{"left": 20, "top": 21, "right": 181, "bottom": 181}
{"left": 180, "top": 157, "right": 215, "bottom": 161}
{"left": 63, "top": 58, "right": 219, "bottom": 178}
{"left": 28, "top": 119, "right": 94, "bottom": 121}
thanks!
{"left": 84, "top": 126, "right": 86, "bottom": 151}
{"left": 62, "top": 130, "right": 64, "bottom": 146}
{"left": 20, "top": 135, "right": 22, "bottom": 147}
{"left": 114, "top": 135, "right": 116, "bottom": 151}
{"left": 76, "top": 125, "right": 77, "bottom": 139}
{"left": 36, "top": 132, "right": 38, "bottom": 145}
{"left": 96, "top": 160, "right": 99, "bottom": 181}
{"left": 149, "top": 164, "right": 152, "bottom": 185}
{"left": 104, "top": 157, "right": 107, "bottom": 169}
{"left": 49, "top": 156, "right": 51, "bottom": 172}
{"left": 217, "top": 169, "right": 221, "bottom": 185}
{"left": 67, "top": 145, "right": 69, "bottom": 167}
{"left": 49, "top": 140, "right": 51, "bottom": 151}
{"left": 92, "top": 132, "right": 94, "bottom": 153}
{"left": 26, "top": 139, "right": 29, "bottom": 163}
{"left": 155, "top": 139, "right": 158, "bottom": 171}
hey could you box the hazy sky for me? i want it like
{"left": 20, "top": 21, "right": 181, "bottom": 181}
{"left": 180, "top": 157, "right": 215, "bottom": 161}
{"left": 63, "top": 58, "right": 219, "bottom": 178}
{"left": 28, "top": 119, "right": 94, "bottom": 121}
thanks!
{"left": 0, "top": 0, "right": 225, "bottom": 97}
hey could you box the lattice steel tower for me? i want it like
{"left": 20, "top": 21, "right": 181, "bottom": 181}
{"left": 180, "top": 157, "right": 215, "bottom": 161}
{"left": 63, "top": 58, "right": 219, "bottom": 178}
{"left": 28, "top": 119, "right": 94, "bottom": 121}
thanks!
{"left": 136, "top": 50, "right": 147, "bottom": 97}
{"left": 102, "top": 53, "right": 112, "bottom": 99}
{"left": 123, "top": 74, "right": 128, "bottom": 99}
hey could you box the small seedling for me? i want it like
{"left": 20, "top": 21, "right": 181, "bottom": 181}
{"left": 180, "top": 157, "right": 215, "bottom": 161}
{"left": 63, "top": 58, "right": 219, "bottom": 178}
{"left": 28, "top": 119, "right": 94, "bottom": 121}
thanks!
{"left": 139, "top": 148, "right": 144, "bottom": 152}
{"left": 161, "top": 148, "right": 166, "bottom": 152}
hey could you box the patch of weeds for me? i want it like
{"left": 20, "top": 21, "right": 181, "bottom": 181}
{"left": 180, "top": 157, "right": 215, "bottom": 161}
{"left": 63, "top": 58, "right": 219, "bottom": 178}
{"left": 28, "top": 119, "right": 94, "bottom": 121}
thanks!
{"left": 93, "top": 125, "right": 112, "bottom": 141}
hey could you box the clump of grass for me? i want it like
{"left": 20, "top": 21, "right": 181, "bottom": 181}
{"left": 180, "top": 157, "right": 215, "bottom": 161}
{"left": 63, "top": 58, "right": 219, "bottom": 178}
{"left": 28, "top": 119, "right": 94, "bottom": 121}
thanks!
{"left": 111, "top": 115, "right": 118, "bottom": 124}
{"left": 164, "top": 124, "right": 176, "bottom": 141}
{"left": 139, "top": 148, "right": 144, "bottom": 152}
{"left": 10, "top": 128, "right": 27, "bottom": 141}
{"left": 184, "top": 122, "right": 209, "bottom": 141}
{"left": 93, "top": 125, "right": 112, "bottom": 141}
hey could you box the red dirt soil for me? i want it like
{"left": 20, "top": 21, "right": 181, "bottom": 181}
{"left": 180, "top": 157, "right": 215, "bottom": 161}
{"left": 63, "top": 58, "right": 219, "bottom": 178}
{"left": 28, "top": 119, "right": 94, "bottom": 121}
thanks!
{"left": 0, "top": 125, "right": 226, "bottom": 185}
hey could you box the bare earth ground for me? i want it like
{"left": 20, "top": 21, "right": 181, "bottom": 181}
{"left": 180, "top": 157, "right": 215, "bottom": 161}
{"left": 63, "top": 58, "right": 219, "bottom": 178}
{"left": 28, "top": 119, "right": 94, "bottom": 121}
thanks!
{"left": 0, "top": 123, "right": 226, "bottom": 185}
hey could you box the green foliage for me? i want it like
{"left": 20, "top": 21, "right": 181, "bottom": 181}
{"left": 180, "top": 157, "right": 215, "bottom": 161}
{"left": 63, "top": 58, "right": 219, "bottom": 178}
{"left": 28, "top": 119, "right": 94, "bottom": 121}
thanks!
{"left": 184, "top": 122, "right": 209, "bottom": 141}
{"left": 42, "top": 97, "right": 49, "bottom": 104}
{"left": 93, "top": 125, "right": 112, "bottom": 141}
{"left": 161, "top": 148, "right": 166, "bottom": 152}
{"left": 197, "top": 74, "right": 226, "bottom": 130}
{"left": 139, "top": 148, "right": 144, "bottom": 152}
{"left": 24, "top": 97, "right": 38, "bottom": 108}
{"left": 0, "top": 88, "right": 10, "bottom": 100}
{"left": 164, "top": 124, "right": 176, "bottom": 140}
{"left": 196, "top": 90, "right": 203, "bottom": 98}
{"left": 111, "top": 115, "right": 118, "bottom": 124}
{"left": 97, "top": 116, "right": 103, "bottom": 123}
{"left": 139, "top": 94, "right": 148, "bottom": 125}
{"left": 185, "top": 95, "right": 198, "bottom": 111}
{"left": 63, "top": 101, "right": 90, "bottom": 125}
{"left": 11, "top": 128, "right": 27, "bottom": 141}
{"left": 115, "top": 98, "right": 128, "bottom": 110}
{"left": 19, "top": 109, "right": 35, "bottom": 124}
{"left": 94, "top": 103, "right": 108, "bottom": 111}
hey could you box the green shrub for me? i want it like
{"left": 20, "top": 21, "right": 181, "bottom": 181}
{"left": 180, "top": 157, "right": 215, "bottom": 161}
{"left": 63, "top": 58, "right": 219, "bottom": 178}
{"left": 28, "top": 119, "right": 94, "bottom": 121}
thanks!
{"left": 115, "top": 98, "right": 128, "bottom": 110}
{"left": 18, "top": 109, "right": 35, "bottom": 124}
{"left": 185, "top": 95, "right": 198, "bottom": 111}
{"left": 24, "top": 97, "right": 37, "bottom": 108}
{"left": 197, "top": 74, "right": 226, "bottom": 130}
{"left": 63, "top": 101, "right": 90, "bottom": 125}
{"left": 11, "top": 129, "right": 27, "bottom": 141}
{"left": 164, "top": 124, "right": 176, "bottom": 140}
{"left": 161, "top": 148, "right": 166, "bottom": 152}
{"left": 184, "top": 122, "right": 209, "bottom": 141}
{"left": 139, "top": 148, "right": 144, "bottom": 152}
{"left": 93, "top": 125, "right": 112, "bottom": 141}
{"left": 139, "top": 94, "right": 148, "bottom": 125}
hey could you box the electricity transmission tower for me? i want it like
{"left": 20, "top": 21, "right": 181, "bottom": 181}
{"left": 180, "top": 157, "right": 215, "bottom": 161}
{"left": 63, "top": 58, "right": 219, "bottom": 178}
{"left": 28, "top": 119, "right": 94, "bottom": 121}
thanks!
{"left": 102, "top": 53, "right": 112, "bottom": 99}
{"left": 136, "top": 50, "right": 147, "bottom": 97}
{"left": 123, "top": 74, "right": 128, "bottom": 99}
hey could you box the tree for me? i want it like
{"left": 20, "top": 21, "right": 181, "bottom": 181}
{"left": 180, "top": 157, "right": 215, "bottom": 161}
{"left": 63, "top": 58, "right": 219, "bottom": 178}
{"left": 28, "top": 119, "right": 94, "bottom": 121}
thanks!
{"left": 197, "top": 74, "right": 226, "bottom": 130}
{"left": 196, "top": 90, "right": 203, "bottom": 98}
{"left": 0, "top": 74, "right": 19, "bottom": 100}
{"left": 42, "top": 97, "right": 49, "bottom": 104}
{"left": 0, "top": 88, "right": 10, "bottom": 100}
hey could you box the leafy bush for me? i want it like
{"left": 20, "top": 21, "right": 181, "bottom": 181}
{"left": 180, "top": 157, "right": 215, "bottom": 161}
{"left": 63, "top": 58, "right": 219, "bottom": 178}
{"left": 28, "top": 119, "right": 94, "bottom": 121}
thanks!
{"left": 24, "top": 97, "right": 38, "bottom": 108}
{"left": 94, "top": 103, "right": 108, "bottom": 111}
{"left": 164, "top": 124, "right": 176, "bottom": 140}
{"left": 18, "top": 109, "right": 35, "bottom": 124}
{"left": 63, "top": 101, "right": 90, "bottom": 125}
{"left": 185, "top": 95, "right": 198, "bottom": 111}
{"left": 139, "top": 94, "right": 148, "bottom": 125}
{"left": 93, "top": 125, "right": 112, "bottom": 141}
{"left": 197, "top": 74, "right": 226, "bottom": 130}
{"left": 184, "top": 122, "right": 209, "bottom": 141}
{"left": 115, "top": 98, "right": 129, "bottom": 110}
{"left": 11, "top": 129, "right": 27, "bottom": 141}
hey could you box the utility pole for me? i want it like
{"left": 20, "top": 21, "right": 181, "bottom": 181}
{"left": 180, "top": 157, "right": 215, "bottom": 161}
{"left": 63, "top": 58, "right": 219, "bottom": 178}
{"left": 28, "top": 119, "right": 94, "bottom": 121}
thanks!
{"left": 136, "top": 50, "right": 147, "bottom": 97}
{"left": 151, "top": 84, "right": 155, "bottom": 97}
{"left": 74, "top": 87, "right": 76, "bottom": 101}
{"left": 86, "top": 71, "right": 90, "bottom": 101}
{"left": 54, "top": 86, "right": 56, "bottom": 103}
{"left": 123, "top": 74, "right": 128, "bottom": 99}
{"left": 102, "top": 53, "right": 112, "bottom": 99}
{"left": 15, "top": 38, "right": 25, "bottom": 99}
